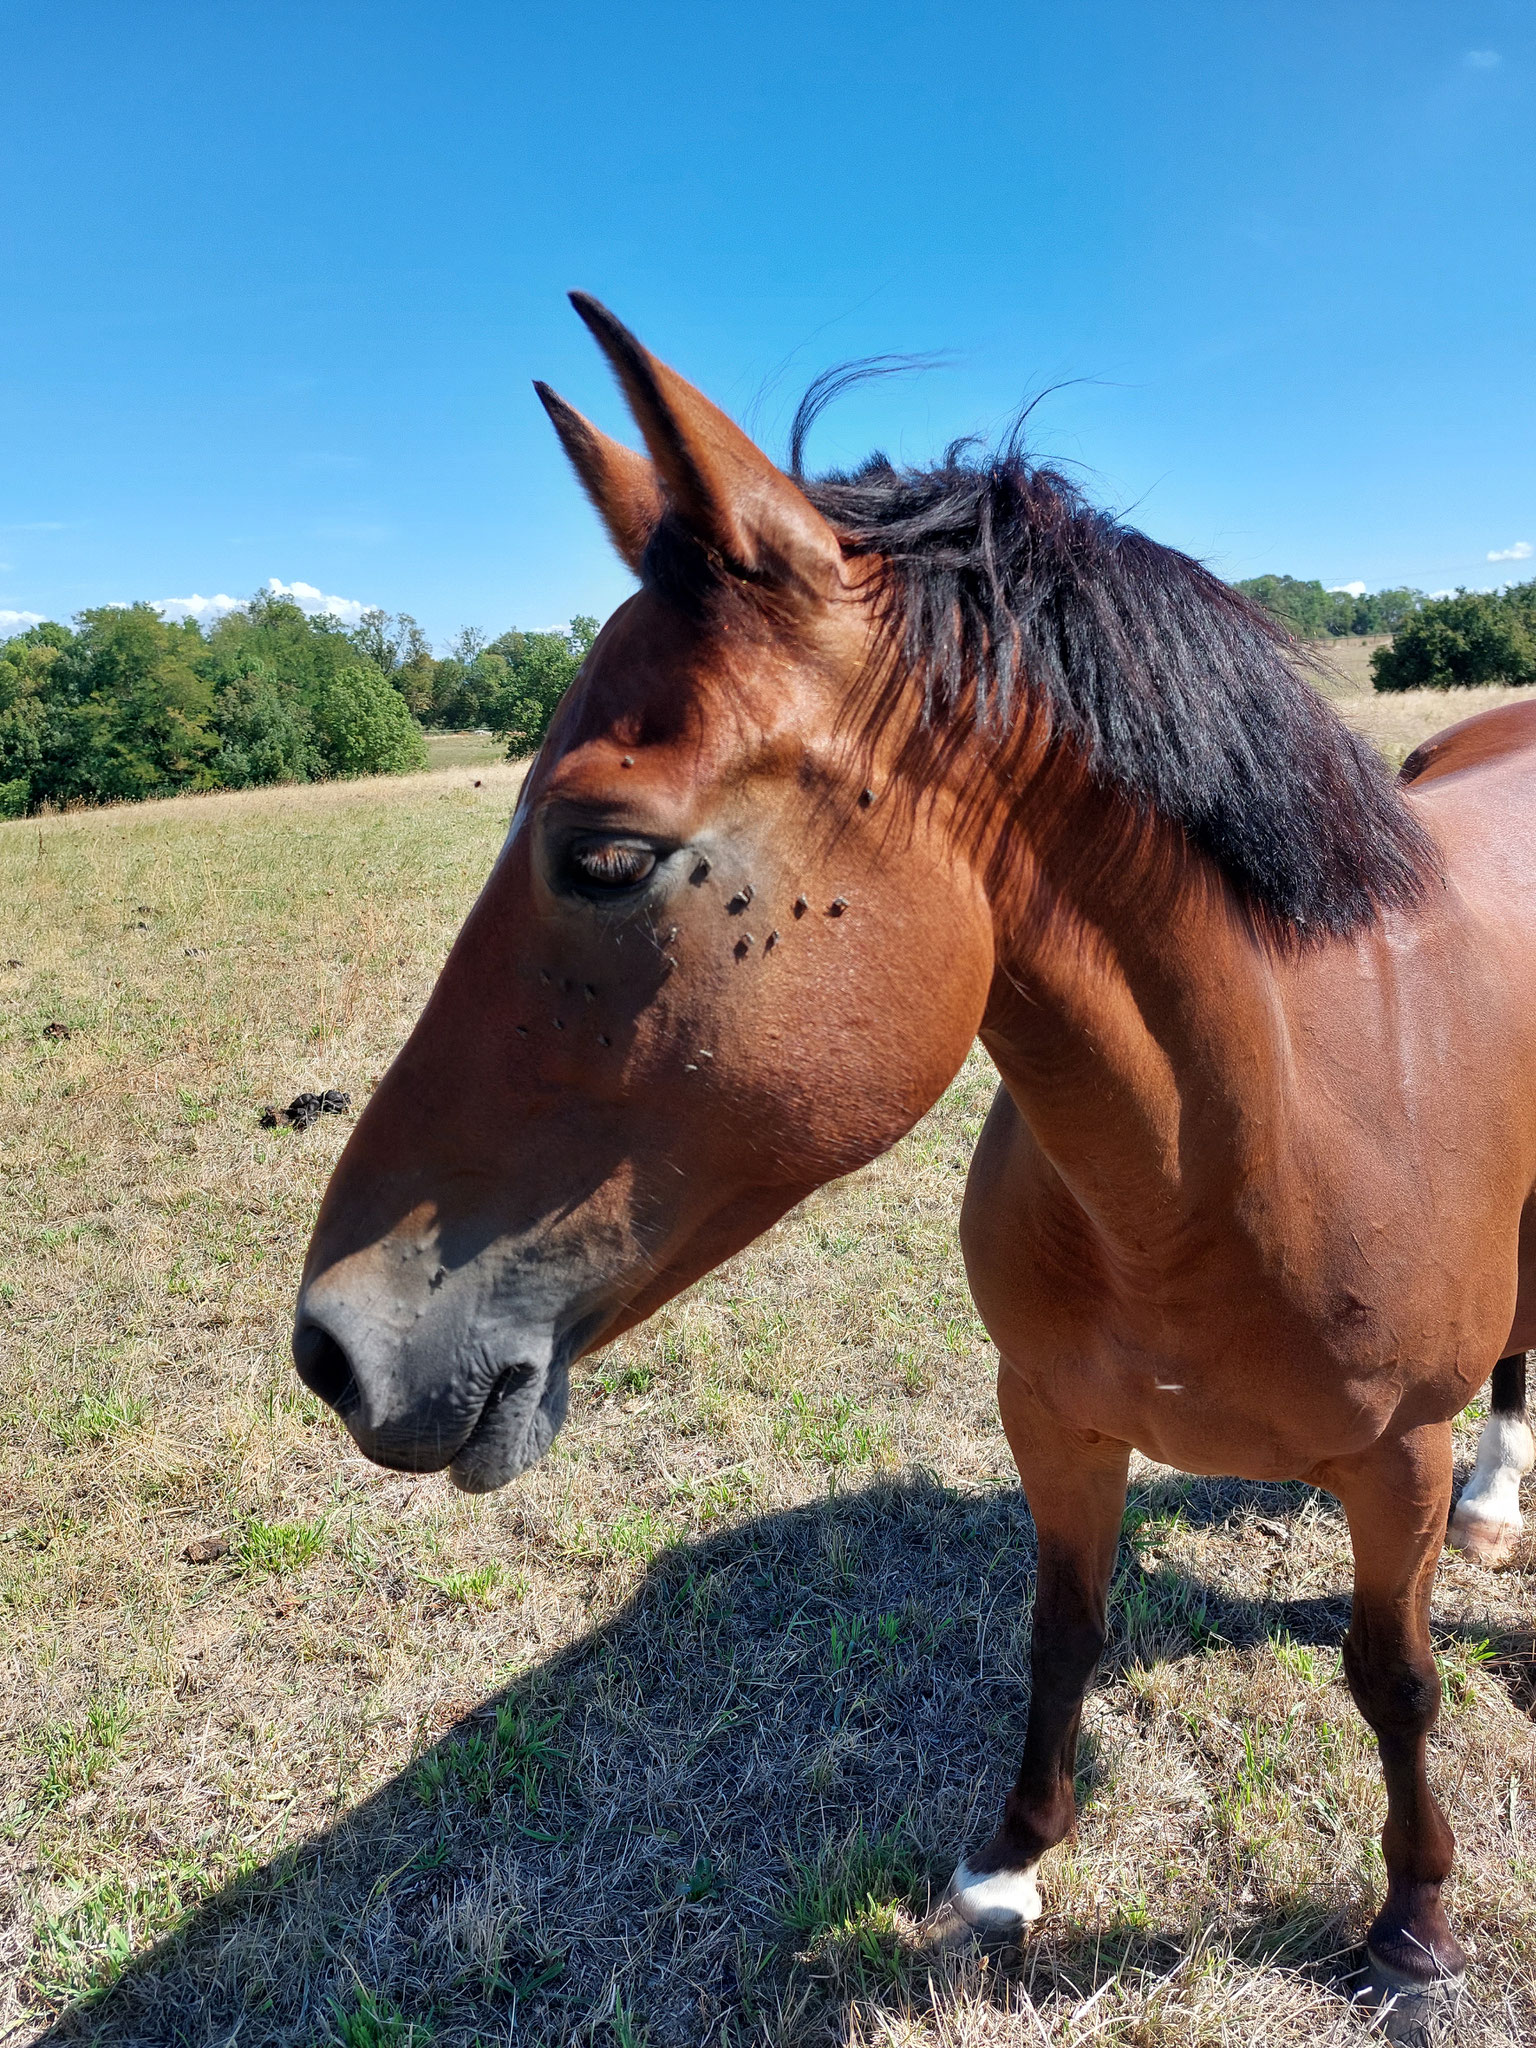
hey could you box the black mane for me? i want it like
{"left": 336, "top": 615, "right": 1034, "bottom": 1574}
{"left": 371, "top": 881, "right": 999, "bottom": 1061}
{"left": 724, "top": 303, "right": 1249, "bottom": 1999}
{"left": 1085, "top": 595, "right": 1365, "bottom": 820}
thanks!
{"left": 645, "top": 431, "right": 1437, "bottom": 937}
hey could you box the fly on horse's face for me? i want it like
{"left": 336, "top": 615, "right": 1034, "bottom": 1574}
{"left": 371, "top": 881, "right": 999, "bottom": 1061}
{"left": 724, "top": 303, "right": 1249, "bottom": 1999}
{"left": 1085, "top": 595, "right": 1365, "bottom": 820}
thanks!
{"left": 293, "top": 299, "right": 994, "bottom": 1491}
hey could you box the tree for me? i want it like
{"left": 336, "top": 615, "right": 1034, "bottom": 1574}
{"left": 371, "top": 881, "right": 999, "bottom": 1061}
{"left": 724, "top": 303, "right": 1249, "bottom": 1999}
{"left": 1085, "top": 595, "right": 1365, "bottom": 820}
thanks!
{"left": 0, "top": 623, "right": 69, "bottom": 814}
{"left": 309, "top": 663, "right": 429, "bottom": 777}
{"left": 203, "top": 589, "right": 356, "bottom": 698}
{"left": 350, "top": 608, "right": 436, "bottom": 715}
{"left": 33, "top": 605, "right": 217, "bottom": 806}
{"left": 211, "top": 667, "right": 320, "bottom": 787}
{"left": 0, "top": 594, "right": 598, "bottom": 814}
{"left": 1357, "top": 587, "right": 1422, "bottom": 635}
{"left": 485, "top": 616, "right": 599, "bottom": 756}
{"left": 416, "top": 626, "right": 497, "bottom": 731}
{"left": 1372, "top": 585, "right": 1536, "bottom": 691}
{"left": 1235, "top": 575, "right": 1337, "bottom": 638}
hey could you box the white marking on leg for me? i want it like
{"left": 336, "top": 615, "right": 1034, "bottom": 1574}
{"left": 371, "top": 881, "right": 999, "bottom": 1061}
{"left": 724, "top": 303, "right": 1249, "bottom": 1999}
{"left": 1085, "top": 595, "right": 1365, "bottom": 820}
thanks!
{"left": 945, "top": 1857, "right": 1043, "bottom": 1932}
{"left": 1448, "top": 1413, "right": 1534, "bottom": 1564}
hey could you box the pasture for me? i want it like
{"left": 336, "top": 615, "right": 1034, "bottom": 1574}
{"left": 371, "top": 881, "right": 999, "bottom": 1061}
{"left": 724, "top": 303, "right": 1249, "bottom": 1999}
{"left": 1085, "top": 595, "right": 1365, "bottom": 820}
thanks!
{"left": 3, "top": 694, "right": 1535, "bottom": 2048}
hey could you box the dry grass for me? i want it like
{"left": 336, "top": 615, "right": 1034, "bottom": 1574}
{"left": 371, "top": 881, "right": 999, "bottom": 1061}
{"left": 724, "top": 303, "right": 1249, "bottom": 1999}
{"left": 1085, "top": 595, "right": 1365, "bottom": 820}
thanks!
{"left": 1303, "top": 638, "right": 1536, "bottom": 772}
{"left": 2, "top": 702, "right": 1534, "bottom": 2048}
{"left": 1307, "top": 637, "right": 1394, "bottom": 698}
{"left": 1330, "top": 683, "right": 1536, "bottom": 774}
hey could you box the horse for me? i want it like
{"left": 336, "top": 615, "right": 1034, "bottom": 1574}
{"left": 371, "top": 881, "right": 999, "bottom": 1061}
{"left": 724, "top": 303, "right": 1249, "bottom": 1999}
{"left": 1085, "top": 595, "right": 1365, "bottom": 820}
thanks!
{"left": 293, "top": 294, "right": 1536, "bottom": 2012}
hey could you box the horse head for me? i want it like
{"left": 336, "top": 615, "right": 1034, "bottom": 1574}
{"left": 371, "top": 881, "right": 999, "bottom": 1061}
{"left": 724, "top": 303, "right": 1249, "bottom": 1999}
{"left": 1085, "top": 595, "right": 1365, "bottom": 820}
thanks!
{"left": 292, "top": 296, "right": 995, "bottom": 1489}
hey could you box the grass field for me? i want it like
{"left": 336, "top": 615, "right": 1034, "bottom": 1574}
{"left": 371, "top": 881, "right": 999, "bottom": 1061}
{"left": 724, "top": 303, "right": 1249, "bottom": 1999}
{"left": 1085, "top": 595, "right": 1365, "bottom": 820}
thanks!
{"left": 422, "top": 732, "right": 505, "bottom": 773}
{"left": 3, "top": 692, "right": 1535, "bottom": 2048}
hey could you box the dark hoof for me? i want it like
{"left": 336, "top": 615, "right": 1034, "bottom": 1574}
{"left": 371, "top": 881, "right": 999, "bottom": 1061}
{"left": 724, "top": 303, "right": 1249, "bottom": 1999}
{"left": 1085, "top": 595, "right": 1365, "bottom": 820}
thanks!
{"left": 1350, "top": 1949, "right": 1468, "bottom": 2044}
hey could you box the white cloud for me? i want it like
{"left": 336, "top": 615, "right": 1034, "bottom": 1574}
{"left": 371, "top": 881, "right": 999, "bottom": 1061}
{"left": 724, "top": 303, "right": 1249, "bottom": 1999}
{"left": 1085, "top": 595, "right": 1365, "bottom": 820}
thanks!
{"left": 1465, "top": 49, "right": 1501, "bottom": 68}
{"left": 1487, "top": 540, "right": 1532, "bottom": 562}
{"left": 0, "top": 608, "right": 44, "bottom": 637}
{"left": 152, "top": 591, "right": 245, "bottom": 624}
{"left": 1328, "top": 581, "right": 1367, "bottom": 597}
{"left": 266, "top": 578, "right": 372, "bottom": 624}
{"left": 150, "top": 578, "right": 374, "bottom": 627}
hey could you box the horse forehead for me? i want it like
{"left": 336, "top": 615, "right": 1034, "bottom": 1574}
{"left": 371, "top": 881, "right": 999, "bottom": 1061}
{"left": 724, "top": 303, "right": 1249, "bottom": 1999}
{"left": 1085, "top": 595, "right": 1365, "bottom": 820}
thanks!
{"left": 555, "top": 644, "right": 835, "bottom": 789}
{"left": 583, "top": 582, "right": 858, "bottom": 719}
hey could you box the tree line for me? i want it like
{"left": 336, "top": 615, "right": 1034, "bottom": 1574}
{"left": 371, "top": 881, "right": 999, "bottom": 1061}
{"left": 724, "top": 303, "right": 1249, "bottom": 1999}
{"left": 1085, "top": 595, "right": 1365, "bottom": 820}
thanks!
{"left": 7, "top": 570, "right": 1536, "bottom": 820}
{"left": 0, "top": 593, "right": 598, "bottom": 819}
{"left": 1236, "top": 574, "right": 1536, "bottom": 690}
{"left": 1232, "top": 575, "right": 1422, "bottom": 641}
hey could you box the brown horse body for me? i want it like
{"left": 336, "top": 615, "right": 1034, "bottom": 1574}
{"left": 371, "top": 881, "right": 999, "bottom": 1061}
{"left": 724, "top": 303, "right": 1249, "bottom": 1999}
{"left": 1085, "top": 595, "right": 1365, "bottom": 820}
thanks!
{"left": 295, "top": 300, "right": 1535, "bottom": 2007}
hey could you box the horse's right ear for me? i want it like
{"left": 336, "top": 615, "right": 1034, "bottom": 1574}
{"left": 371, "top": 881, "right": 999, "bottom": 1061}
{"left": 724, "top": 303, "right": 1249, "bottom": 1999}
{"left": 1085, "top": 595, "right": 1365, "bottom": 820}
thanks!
{"left": 567, "top": 292, "right": 848, "bottom": 602}
{"left": 534, "top": 382, "right": 663, "bottom": 576}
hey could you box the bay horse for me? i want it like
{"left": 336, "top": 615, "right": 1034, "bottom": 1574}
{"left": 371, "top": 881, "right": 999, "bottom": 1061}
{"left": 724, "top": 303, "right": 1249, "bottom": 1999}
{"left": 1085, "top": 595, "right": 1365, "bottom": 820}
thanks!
{"left": 294, "top": 295, "right": 1536, "bottom": 2009}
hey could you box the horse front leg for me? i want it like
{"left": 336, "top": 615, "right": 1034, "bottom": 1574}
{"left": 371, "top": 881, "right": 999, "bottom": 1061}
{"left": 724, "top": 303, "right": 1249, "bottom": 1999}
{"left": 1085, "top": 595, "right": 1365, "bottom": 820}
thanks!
{"left": 939, "top": 1358, "right": 1129, "bottom": 1937}
{"left": 1447, "top": 1351, "right": 1533, "bottom": 1566}
{"left": 1321, "top": 1421, "right": 1468, "bottom": 2002}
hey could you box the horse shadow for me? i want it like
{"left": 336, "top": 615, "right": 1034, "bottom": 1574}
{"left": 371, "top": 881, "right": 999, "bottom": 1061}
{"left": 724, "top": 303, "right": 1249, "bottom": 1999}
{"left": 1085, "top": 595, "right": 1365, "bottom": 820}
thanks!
{"left": 31, "top": 1471, "right": 1525, "bottom": 2047}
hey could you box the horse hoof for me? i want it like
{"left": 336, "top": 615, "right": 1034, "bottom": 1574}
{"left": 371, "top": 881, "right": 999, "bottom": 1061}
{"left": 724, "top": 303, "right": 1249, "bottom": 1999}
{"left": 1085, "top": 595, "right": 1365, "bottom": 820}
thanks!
{"left": 1447, "top": 1503, "right": 1521, "bottom": 1567}
{"left": 920, "top": 1858, "right": 1042, "bottom": 1948}
{"left": 1352, "top": 1950, "right": 1467, "bottom": 2043}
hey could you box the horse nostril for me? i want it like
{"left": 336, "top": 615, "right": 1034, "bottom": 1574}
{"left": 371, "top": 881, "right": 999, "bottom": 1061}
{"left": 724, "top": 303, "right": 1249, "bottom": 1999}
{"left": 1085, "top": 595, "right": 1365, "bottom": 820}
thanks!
{"left": 292, "top": 1319, "right": 360, "bottom": 1418}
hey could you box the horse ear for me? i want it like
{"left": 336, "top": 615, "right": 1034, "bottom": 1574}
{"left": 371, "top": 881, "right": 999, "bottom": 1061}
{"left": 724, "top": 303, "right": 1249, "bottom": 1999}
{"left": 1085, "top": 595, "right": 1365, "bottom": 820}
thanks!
{"left": 568, "top": 292, "right": 847, "bottom": 599}
{"left": 534, "top": 382, "right": 663, "bottom": 575}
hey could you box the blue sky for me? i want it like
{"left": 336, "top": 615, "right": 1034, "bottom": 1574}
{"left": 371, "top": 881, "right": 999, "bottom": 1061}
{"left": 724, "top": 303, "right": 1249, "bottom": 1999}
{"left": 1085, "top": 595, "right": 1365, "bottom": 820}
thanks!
{"left": 2, "top": 1, "right": 1532, "bottom": 645}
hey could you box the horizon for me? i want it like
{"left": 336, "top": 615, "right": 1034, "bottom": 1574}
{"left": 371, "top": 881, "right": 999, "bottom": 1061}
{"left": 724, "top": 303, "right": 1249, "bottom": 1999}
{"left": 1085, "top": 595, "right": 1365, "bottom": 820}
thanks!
{"left": 7, "top": 564, "right": 1535, "bottom": 656}
{"left": 3, "top": 2, "right": 1532, "bottom": 647}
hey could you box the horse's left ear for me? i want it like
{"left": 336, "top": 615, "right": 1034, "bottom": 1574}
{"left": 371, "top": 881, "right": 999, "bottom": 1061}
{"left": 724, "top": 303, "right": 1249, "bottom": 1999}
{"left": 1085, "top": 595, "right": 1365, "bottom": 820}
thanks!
{"left": 568, "top": 292, "right": 849, "bottom": 602}
{"left": 534, "top": 383, "right": 663, "bottom": 575}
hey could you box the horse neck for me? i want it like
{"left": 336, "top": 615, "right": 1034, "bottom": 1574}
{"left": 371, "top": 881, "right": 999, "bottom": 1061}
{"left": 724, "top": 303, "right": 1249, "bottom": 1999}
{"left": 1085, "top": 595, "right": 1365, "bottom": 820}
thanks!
{"left": 969, "top": 745, "right": 1291, "bottom": 1238}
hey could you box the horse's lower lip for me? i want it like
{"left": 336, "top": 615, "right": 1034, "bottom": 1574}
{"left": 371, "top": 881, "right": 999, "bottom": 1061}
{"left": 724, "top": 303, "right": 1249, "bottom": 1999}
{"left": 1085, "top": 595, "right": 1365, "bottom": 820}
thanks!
{"left": 458, "top": 1362, "right": 528, "bottom": 1450}
{"left": 448, "top": 1354, "right": 568, "bottom": 1492}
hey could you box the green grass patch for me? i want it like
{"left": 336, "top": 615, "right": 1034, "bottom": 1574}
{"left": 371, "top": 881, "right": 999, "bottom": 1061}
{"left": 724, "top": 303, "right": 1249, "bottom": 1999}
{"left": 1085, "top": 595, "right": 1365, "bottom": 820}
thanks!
{"left": 30, "top": 1860, "right": 203, "bottom": 2008}
{"left": 422, "top": 1560, "right": 527, "bottom": 1608}
{"left": 774, "top": 1390, "right": 886, "bottom": 1468}
{"left": 596, "top": 1355, "right": 654, "bottom": 1397}
{"left": 565, "top": 1505, "right": 667, "bottom": 1565}
{"left": 34, "top": 1693, "right": 134, "bottom": 1812}
{"left": 694, "top": 1465, "right": 757, "bottom": 1526}
{"left": 781, "top": 1823, "right": 927, "bottom": 1986}
{"left": 326, "top": 1984, "right": 433, "bottom": 2047}
{"left": 1270, "top": 1631, "right": 1337, "bottom": 1688}
{"left": 48, "top": 1387, "right": 148, "bottom": 1450}
{"left": 1438, "top": 1634, "right": 1498, "bottom": 1709}
{"left": 232, "top": 1515, "right": 329, "bottom": 1577}
{"left": 411, "top": 1701, "right": 563, "bottom": 1814}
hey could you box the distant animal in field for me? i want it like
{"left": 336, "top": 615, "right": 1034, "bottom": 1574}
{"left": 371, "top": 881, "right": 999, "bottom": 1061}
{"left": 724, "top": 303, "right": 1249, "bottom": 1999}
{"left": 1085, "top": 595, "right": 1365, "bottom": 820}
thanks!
{"left": 294, "top": 295, "right": 1536, "bottom": 2018}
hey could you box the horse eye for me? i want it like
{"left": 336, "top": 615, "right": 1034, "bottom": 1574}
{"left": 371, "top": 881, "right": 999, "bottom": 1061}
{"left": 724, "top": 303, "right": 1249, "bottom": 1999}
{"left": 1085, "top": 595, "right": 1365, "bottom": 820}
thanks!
{"left": 566, "top": 840, "right": 658, "bottom": 891}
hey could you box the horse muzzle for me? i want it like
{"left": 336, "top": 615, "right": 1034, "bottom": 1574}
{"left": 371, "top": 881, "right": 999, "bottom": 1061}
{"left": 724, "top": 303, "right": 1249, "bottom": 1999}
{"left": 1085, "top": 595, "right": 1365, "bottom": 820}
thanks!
{"left": 291, "top": 1273, "right": 573, "bottom": 1492}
